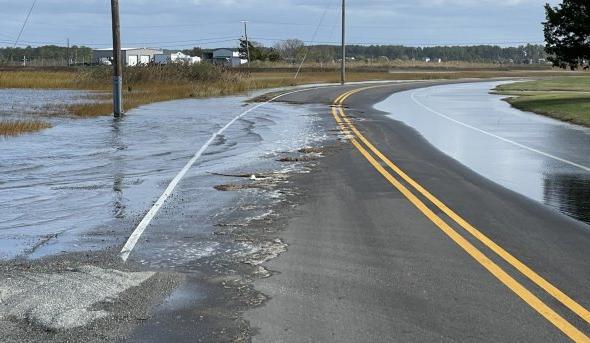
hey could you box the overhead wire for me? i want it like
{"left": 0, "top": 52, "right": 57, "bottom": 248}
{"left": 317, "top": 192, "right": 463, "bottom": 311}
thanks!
{"left": 0, "top": 4, "right": 543, "bottom": 52}
{"left": 13, "top": 0, "right": 38, "bottom": 48}
{"left": 1, "top": 36, "right": 543, "bottom": 50}
{"left": 294, "top": 0, "right": 334, "bottom": 79}
{"left": 1, "top": 36, "right": 240, "bottom": 49}
{"left": 251, "top": 37, "right": 544, "bottom": 47}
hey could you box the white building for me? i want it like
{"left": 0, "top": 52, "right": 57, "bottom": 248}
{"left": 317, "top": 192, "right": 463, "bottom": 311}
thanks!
{"left": 212, "top": 49, "right": 247, "bottom": 67}
{"left": 92, "top": 48, "right": 163, "bottom": 66}
{"left": 154, "top": 52, "right": 202, "bottom": 65}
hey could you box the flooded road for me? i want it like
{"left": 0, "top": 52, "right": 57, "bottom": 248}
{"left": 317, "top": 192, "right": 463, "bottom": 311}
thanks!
{"left": 376, "top": 81, "right": 590, "bottom": 226}
{"left": 0, "top": 90, "right": 327, "bottom": 260}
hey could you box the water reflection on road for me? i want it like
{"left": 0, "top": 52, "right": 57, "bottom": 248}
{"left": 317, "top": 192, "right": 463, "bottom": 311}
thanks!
{"left": 376, "top": 81, "right": 590, "bottom": 226}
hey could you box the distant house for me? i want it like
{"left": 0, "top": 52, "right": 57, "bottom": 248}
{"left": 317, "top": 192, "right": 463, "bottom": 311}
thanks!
{"left": 154, "top": 51, "right": 202, "bottom": 65}
{"left": 92, "top": 48, "right": 163, "bottom": 66}
{"left": 212, "top": 49, "right": 247, "bottom": 67}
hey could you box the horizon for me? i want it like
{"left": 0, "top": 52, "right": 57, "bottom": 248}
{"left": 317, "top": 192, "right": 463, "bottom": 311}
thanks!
{"left": 1, "top": 0, "right": 560, "bottom": 50}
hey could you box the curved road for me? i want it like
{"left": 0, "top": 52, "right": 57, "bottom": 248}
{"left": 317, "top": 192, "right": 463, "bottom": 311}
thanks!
{"left": 246, "top": 82, "right": 590, "bottom": 342}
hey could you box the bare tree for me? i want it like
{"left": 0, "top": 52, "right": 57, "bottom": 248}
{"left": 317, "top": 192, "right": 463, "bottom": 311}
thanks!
{"left": 273, "top": 39, "right": 306, "bottom": 62}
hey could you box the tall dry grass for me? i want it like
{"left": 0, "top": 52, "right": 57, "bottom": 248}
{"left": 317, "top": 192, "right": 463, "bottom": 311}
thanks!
{"left": 0, "top": 119, "right": 52, "bottom": 136}
{"left": 0, "top": 63, "right": 578, "bottom": 117}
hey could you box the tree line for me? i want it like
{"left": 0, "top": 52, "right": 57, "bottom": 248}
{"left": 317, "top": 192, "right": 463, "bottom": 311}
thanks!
{"left": 0, "top": 42, "right": 550, "bottom": 66}
{"left": 0, "top": 1, "right": 587, "bottom": 69}
{"left": 0, "top": 45, "right": 92, "bottom": 65}
{"left": 235, "top": 38, "right": 546, "bottom": 64}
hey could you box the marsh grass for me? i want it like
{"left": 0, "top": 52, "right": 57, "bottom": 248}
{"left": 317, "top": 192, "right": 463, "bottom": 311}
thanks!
{"left": 0, "top": 119, "right": 52, "bottom": 136}
{"left": 0, "top": 64, "right": 580, "bottom": 118}
{"left": 495, "top": 76, "right": 590, "bottom": 92}
{"left": 495, "top": 76, "right": 590, "bottom": 127}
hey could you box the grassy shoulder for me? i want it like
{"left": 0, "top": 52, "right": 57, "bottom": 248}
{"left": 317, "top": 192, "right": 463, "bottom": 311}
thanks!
{"left": 495, "top": 76, "right": 590, "bottom": 127}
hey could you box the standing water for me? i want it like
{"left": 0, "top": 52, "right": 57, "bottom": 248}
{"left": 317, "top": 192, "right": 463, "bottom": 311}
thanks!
{"left": 0, "top": 89, "right": 328, "bottom": 260}
{"left": 376, "top": 81, "right": 590, "bottom": 226}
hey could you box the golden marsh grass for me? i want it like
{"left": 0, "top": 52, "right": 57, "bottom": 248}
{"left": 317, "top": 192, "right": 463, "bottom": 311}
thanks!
{"left": 0, "top": 64, "right": 580, "bottom": 118}
{"left": 0, "top": 119, "right": 52, "bottom": 136}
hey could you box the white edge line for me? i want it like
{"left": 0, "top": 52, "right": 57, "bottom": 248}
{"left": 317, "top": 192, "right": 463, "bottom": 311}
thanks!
{"left": 119, "top": 85, "right": 335, "bottom": 262}
{"left": 409, "top": 89, "right": 590, "bottom": 173}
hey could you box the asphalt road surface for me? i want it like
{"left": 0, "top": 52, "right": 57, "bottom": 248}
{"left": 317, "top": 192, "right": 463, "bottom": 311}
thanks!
{"left": 246, "top": 82, "right": 590, "bottom": 342}
{"left": 2, "top": 81, "right": 589, "bottom": 342}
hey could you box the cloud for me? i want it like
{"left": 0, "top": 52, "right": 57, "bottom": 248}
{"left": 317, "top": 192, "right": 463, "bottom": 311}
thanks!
{"left": 0, "top": 0, "right": 549, "bottom": 48}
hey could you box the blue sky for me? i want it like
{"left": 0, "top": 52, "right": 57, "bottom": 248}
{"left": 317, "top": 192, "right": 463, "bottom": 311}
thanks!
{"left": 0, "top": 0, "right": 559, "bottom": 49}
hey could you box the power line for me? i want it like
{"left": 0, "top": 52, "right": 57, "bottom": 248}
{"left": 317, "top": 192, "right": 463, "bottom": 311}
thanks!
{"left": 151, "top": 39, "right": 239, "bottom": 49}
{"left": 295, "top": 0, "right": 334, "bottom": 79}
{"left": 11, "top": 17, "right": 529, "bottom": 31}
{"left": 0, "top": 35, "right": 544, "bottom": 49}
{"left": 0, "top": 36, "right": 239, "bottom": 48}
{"left": 1, "top": 37, "right": 543, "bottom": 50}
{"left": 250, "top": 37, "right": 544, "bottom": 47}
{"left": 13, "top": 0, "right": 38, "bottom": 48}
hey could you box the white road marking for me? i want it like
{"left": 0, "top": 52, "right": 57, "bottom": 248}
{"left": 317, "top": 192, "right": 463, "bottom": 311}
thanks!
{"left": 409, "top": 89, "right": 590, "bottom": 173}
{"left": 120, "top": 86, "right": 330, "bottom": 262}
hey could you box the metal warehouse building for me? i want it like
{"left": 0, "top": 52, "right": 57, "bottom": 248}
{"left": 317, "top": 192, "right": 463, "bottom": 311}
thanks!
{"left": 212, "top": 49, "right": 247, "bottom": 67}
{"left": 92, "top": 48, "right": 163, "bottom": 66}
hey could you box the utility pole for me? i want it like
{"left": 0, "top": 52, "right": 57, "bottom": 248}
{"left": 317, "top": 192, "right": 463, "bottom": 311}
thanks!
{"left": 67, "top": 38, "right": 70, "bottom": 67}
{"left": 341, "top": 0, "right": 346, "bottom": 85}
{"left": 241, "top": 20, "right": 251, "bottom": 64}
{"left": 111, "top": 0, "right": 123, "bottom": 117}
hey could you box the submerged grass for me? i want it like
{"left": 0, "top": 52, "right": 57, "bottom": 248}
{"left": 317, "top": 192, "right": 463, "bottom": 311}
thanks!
{"left": 0, "top": 119, "right": 52, "bottom": 136}
{"left": 495, "top": 76, "right": 590, "bottom": 127}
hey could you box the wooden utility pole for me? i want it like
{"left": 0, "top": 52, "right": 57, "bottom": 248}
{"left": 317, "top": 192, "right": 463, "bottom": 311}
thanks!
{"left": 242, "top": 20, "right": 250, "bottom": 64}
{"left": 341, "top": 0, "right": 346, "bottom": 85}
{"left": 111, "top": 0, "right": 123, "bottom": 117}
{"left": 67, "top": 38, "right": 70, "bottom": 67}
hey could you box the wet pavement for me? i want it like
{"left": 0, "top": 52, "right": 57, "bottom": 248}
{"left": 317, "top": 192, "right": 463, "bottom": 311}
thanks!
{"left": 376, "top": 81, "right": 590, "bottom": 226}
{"left": 0, "top": 90, "right": 327, "bottom": 260}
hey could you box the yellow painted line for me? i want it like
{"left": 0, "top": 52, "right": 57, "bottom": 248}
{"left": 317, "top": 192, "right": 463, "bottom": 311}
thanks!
{"left": 335, "top": 86, "right": 590, "bottom": 327}
{"left": 330, "top": 90, "right": 590, "bottom": 342}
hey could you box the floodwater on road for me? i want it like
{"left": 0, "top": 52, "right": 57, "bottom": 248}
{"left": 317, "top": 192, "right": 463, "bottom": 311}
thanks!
{"left": 376, "top": 81, "right": 590, "bottom": 226}
{"left": 0, "top": 89, "right": 327, "bottom": 260}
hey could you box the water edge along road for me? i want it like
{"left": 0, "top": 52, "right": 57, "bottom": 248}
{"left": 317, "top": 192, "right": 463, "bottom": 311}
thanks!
{"left": 247, "top": 81, "right": 590, "bottom": 342}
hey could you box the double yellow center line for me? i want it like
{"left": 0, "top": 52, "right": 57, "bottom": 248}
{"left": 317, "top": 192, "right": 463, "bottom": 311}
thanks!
{"left": 331, "top": 86, "right": 590, "bottom": 342}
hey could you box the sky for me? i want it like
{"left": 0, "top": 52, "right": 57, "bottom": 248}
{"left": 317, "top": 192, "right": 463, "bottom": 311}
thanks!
{"left": 0, "top": 0, "right": 560, "bottom": 49}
